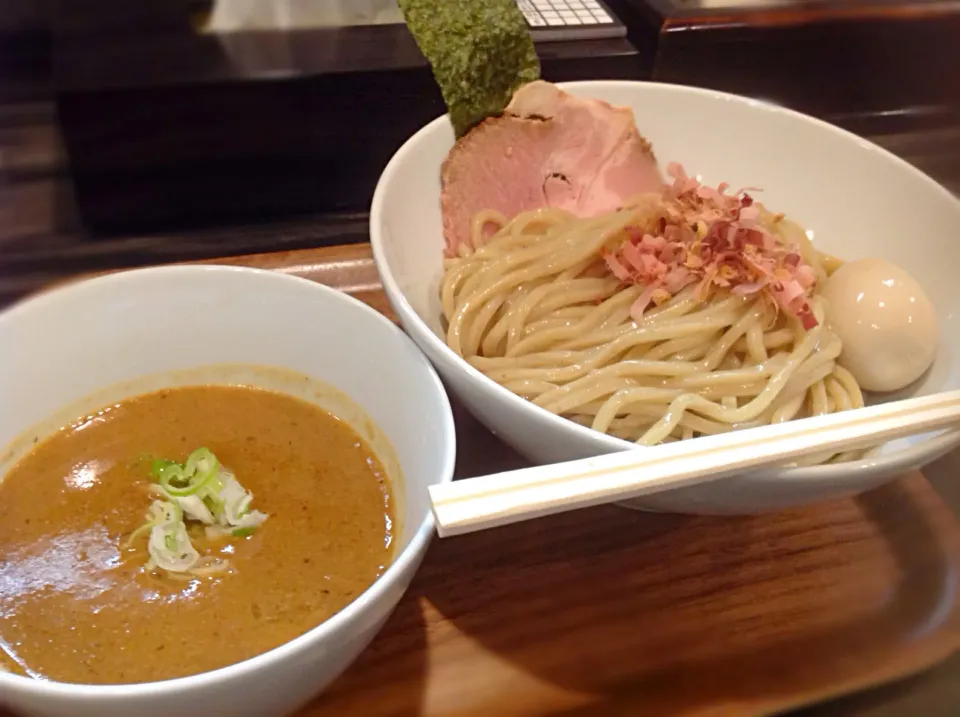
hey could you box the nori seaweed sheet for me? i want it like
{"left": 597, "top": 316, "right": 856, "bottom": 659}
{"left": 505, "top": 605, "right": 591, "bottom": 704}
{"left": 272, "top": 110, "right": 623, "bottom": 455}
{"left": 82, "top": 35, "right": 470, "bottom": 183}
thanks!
{"left": 399, "top": 0, "right": 541, "bottom": 137}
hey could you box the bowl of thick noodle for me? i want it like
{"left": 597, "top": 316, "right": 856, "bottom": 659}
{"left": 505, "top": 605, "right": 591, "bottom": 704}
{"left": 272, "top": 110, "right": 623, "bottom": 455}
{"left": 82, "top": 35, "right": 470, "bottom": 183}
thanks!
{"left": 370, "top": 80, "right": 960, "bottom": 514}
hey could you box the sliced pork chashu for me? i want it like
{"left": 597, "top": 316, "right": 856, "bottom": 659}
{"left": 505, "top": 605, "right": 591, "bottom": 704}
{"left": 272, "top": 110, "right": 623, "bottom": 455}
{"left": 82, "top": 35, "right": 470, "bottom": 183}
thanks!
{"left": 440, "top": 81, "right": 663, "bottom": 253}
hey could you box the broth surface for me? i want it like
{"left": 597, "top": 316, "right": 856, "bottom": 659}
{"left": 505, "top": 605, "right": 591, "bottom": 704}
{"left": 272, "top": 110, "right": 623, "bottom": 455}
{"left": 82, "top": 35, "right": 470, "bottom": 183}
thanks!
{"left": 0, "top": 385, "right": 394, "bottom": 684}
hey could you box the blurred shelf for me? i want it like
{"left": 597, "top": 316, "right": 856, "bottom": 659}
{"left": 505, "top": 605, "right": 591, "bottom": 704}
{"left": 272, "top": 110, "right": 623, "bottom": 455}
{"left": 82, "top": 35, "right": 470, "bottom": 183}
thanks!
{"left": 52, "top": 7, "right": 648, "bottom": 234}
{"left": 607, "top": 0, "right": 960, "bottom": 124}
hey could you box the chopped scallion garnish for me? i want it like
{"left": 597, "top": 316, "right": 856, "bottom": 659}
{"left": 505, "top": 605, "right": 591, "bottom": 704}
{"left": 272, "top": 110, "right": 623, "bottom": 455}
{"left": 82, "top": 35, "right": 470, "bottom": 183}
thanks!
{"left": 129, "top": 447, "right": 268, "bottom": 576}
{"left": 151, "top": 447, "right": 220, "bottom": 498}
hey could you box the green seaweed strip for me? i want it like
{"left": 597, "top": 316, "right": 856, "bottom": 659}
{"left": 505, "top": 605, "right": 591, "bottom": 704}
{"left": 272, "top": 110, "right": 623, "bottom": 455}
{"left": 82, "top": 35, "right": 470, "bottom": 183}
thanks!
{"left": 399, "top": 0, "right": 541, "bottom": 138}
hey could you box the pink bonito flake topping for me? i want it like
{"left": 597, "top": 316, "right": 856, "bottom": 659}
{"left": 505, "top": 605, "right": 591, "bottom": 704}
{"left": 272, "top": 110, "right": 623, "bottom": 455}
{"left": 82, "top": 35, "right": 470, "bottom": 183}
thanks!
{"left": 601, "top": 162, "right": 818, "bottom": 329}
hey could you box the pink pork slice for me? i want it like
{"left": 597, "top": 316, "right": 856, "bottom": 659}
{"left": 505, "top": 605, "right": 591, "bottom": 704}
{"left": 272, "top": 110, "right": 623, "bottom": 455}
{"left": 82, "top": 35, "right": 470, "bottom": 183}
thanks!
{"left": 440, "top": 80, "right": 663, "bottom": 254}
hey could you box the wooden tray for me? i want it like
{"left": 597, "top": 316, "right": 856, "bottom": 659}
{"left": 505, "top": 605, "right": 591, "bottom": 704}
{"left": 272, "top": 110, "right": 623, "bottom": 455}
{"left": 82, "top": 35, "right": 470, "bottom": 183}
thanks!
{"left": 18, "top": 245, "right": 960, "bottom": 716}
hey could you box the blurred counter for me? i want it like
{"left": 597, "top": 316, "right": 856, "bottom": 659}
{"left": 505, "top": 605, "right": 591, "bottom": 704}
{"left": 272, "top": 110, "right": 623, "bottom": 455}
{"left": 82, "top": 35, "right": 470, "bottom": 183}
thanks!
{"left": 46, "top": 0, "right": 960, "bottom": 234}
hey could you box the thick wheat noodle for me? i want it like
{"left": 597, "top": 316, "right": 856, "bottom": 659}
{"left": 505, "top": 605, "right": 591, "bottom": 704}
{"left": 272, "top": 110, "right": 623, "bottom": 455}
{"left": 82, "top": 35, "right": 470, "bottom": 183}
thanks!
{"left": 440, "top": 201, "right": 867, "bottom": 464}
{"left": 481, "top": 278, "right": 621, "bottom": 355}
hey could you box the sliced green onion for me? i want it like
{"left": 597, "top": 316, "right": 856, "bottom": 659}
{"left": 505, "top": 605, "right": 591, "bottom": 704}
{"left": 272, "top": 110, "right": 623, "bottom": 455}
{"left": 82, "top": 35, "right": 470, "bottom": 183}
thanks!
{"left": 185, "top": 448, "right": 217, "bottom": 481}
{"left": 202, "top": 493, "right": 224, "bottom": 516}
{"left": 149, "top": 458, "right": 178, "bottom": 480}
{"left": 146, "top": 500, "right": 200, "bottom": 573}
{"left": 168, "top": 499, "right": 183, "bottom": 524}
{"left": 130, "top": 447, "right": 268, "bottom": 575}
{"left": 128, "top": 499, "right": 176, "bottom": 547}
{"left": 157, "top": 447, "right": 220, "bottom": 497}
{"left": 126, "top": 520, "right": 156, "bottom": 548}
{"left": 157, "top": 465, "right": 191, "bottom": 496}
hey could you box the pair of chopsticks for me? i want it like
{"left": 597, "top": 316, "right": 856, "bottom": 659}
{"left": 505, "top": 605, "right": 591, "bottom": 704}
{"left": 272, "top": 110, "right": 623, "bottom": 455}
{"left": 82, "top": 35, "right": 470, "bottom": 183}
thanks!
{"left": 429, "top": 389, "right": 960, "bottom": 537}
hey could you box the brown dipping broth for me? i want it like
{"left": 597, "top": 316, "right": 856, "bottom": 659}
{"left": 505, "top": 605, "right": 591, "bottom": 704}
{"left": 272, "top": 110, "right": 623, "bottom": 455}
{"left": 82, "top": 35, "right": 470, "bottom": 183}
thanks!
{"left": 0, "top": 385, "right": 395, "bottom": 684}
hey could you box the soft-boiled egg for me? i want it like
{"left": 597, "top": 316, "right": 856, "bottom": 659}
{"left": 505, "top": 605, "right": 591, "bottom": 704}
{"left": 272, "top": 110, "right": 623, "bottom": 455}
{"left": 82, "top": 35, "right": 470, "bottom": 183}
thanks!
{"left": 822, "top": 257, "right": 939, "bottom": 393}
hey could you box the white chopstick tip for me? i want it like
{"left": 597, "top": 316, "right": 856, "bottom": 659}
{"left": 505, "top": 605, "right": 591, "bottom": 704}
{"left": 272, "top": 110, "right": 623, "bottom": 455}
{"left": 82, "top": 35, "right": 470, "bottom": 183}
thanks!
{"left": 429, "top": 484, "right": 454, "bottom": 538}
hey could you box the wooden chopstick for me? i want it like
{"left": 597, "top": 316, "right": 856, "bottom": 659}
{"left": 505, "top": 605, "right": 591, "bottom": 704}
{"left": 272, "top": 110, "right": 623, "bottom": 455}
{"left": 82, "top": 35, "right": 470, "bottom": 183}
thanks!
{"left": 429, "top": 389, "right": 960, "bottom": 537}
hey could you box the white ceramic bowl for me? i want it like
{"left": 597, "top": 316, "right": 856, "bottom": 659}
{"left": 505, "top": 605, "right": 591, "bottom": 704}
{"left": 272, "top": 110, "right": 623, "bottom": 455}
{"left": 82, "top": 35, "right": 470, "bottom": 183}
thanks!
{"left": 0, "top": 266, "right": 456, "bottom": 717}
{"left": 370, "top": 80, "right": 960, "bottom": 514}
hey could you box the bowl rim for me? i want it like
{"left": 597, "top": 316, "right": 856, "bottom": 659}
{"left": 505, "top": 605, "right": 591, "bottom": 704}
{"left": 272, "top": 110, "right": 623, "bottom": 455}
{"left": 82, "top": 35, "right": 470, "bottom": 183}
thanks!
{"left": 0, "top": 264, "right": 457, "bottom": 698}
{"left": 369, "top": 78, "right": 960, "bottom": 483}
